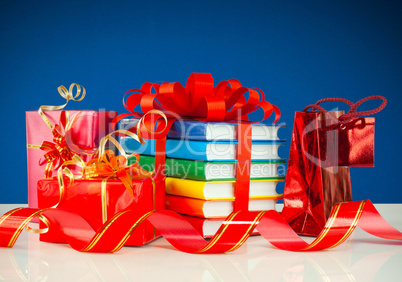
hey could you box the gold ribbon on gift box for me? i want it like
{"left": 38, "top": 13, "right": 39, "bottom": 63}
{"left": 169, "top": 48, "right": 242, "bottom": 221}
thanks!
{"left": 57, "top": 128, "right": 155, "bottom": 224}
{"left": 59, "top": 108, "right": 169, "bottom": 215}
{"left": 27, "top": 83, "right": 98, "bottom": 178}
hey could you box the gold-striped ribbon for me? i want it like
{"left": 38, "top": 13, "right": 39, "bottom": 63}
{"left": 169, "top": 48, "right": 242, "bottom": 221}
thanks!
{"left": 300, "top": 201, "right": 365, "bottom": 251}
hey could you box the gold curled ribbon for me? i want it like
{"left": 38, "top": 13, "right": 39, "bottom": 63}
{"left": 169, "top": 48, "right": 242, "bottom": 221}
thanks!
{"left": 38, "top": 83, "right": 86, "bottom": 130}
{"left": 136, "top": 109, "right": 169, "bottom": 142}
{"left": 25, "top": 215, "right": 51, "bottom": 234}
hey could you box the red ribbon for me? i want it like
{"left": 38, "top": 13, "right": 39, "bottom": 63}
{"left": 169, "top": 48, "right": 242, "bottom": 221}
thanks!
{"left": 1, "top": 200, "right": 401, "bottom": 253}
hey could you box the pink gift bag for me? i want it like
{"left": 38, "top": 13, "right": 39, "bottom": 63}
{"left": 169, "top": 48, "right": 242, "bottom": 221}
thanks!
{"left": 26, "top": 84, "right": 117, "bottom": 209}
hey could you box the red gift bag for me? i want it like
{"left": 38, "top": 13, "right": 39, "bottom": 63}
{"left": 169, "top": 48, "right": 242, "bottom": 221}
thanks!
{"left": 281, "top": 96, "right": 387, "bottom": 236}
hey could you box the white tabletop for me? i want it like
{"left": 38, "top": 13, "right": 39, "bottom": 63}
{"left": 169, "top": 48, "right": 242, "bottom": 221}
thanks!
{"left": 0, "top": 204, "right": 401, "bottom": 281}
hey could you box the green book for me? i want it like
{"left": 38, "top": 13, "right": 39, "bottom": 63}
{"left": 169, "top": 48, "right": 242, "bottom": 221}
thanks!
{"left": 128, "top": 155, "right": 286, "bottom": 181}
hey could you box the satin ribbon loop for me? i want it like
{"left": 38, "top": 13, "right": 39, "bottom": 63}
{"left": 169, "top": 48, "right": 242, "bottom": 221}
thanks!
{"left": 119, "top": 73, "right": 280, "bottom": 124}
{"left": 123, "top": 89, "right": 145, "bottom": 117}
{"left": 200, "top": 96, "right": 226, "bottom": 122}
{"left": 186, "top": 73, "right": 214, "bottom": 111}
{"left": 140, "top": 82, "right": 161, "bottom": 95}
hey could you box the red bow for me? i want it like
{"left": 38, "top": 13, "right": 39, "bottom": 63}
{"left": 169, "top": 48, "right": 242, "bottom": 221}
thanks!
{"left": 116, "top": 73, "right": 281, "bottom": 125}
{"left": 39, "top": 112, "right": 76, "bottom": 178}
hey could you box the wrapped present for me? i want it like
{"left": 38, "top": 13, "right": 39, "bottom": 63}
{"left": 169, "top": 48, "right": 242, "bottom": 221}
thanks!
{"left": 26, "top": 84, "right": 117, "bottom": 209}
{"left": 37, "top": 130, "right": 164, "bottom": 246}
{"left": 38, "top": 177, "right": 160, "bottom": 246}
{"left": 113, "top": 73, "right": 282, "bottom": 214}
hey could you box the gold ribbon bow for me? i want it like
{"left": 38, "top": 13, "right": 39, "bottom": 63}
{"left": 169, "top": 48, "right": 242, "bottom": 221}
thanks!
{"left": 57, "top": 129, "right": 155, "bottom": 223}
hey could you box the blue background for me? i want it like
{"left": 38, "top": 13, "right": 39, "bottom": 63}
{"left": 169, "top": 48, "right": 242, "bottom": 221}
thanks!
{"left": 0, "top": 0, "right": 401, "bottom": 203}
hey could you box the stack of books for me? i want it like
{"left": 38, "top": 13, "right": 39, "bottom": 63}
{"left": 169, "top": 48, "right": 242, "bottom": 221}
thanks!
{"left": 120, "top": 119, "right": 286, "bottom": 238}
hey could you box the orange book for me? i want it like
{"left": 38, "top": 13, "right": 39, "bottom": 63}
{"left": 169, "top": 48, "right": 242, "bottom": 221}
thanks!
{"left": 165, "top": 195, "right": 280, "bottom": 218}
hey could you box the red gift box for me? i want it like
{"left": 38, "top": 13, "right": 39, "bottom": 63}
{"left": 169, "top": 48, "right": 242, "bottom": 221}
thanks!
{"left": 37, "top": 176, "right": 164, "bottom": 246}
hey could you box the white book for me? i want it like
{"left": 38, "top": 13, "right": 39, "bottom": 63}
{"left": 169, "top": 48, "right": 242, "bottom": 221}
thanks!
{"left": 166, "top": 195, "right": 278, "bottom": 218}
{"left": 119, "top": 118, "right": 285, "bottom": 141}
{"left": 121, "top": 138, "right": 285, "bottom": 161}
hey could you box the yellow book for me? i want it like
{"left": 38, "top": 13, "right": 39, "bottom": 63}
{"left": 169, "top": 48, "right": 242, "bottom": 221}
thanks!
{"left": 165, "top": 177, "right": 283, "bottom": 200}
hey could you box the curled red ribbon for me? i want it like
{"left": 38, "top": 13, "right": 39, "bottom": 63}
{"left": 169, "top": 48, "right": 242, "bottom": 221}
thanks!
{"left": 0, "top": 200, "right": 401, "bottom": 253}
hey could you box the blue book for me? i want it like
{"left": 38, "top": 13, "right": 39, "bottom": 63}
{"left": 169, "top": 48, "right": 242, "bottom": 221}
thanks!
{"left": 120, "top": 137, "right": 285, "bottom": 161}
{"left": 118, "top": 118, "right": 284, "bottom": 141}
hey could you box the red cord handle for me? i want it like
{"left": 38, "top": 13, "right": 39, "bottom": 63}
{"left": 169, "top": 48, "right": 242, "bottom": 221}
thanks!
{"left": 303, "top": 95, "right": 387, "bottom": 124}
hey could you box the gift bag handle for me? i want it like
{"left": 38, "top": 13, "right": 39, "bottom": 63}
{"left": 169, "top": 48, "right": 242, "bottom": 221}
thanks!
{"left": 303, "top": 95, "right": 387, "bottom": 125}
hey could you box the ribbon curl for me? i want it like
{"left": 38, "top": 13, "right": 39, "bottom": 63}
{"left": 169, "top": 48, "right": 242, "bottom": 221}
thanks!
{"left": 38, "top": 83, "right": 86, "bottom": 128}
